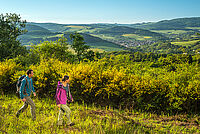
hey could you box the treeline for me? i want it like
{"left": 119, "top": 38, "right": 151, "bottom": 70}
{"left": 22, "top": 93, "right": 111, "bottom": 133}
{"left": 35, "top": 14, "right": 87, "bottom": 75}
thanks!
{"left": 131, "top": 41, "right": 200, "bottom": 54}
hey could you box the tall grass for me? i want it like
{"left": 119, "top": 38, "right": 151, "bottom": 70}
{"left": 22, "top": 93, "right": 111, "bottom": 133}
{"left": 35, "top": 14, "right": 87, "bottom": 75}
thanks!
{"left": 0, "top": 95, "right": 199, "bottom": 134}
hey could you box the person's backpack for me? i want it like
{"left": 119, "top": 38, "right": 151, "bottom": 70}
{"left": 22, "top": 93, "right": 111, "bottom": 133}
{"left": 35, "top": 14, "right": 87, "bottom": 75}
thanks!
{"left": 16, "top": 75, "right": 29, "bottom": 98}
{"left": 55, "top": 83, "right": 72, "bottom": 103}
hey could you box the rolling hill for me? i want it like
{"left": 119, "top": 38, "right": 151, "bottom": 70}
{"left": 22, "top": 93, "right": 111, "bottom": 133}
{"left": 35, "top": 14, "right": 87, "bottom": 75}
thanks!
{"left": 97, "top": 26, "right": 166, "bottom": 38}
{"left": 28, "top": 22, "right": 67, "bottom": 32}
{"left": 18, "top": 24, "right": 60, "bottom": 45}
{"left": 64, "top": 32, "right": 125, "bottom": 51}
{"left": 131, "top": 17, "right": 200, "bottom": 30}
{"left": 19, "top": 23, "right": 125, "bottom": 51}
{"left": 18, "top": 17, "right": 200, "bottom": 51}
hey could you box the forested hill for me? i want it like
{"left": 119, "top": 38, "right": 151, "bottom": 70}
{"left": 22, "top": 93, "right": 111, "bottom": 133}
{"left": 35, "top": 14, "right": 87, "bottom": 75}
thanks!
{"left": 24, "top": 24, "right": 52, "bottom": 34}
{"left": 28, "top": 22, "right": 67, "bottom": 32}
{"left": 18, "top": 17, "right": 200, "bottom": 52}
{"left": 98, "top": 26, "right": 165, "bottom": 37}
{"left": 19, "top": 23, "right": 124, "bottom": 51}
{"left": 131, "top": 17, "right": 200, "bottom": 30}
{"left": 64, "top": 32, "right": 125, "bottom": 51}
{"left": 18, "top": 24, "right": 59, "bottom": 45}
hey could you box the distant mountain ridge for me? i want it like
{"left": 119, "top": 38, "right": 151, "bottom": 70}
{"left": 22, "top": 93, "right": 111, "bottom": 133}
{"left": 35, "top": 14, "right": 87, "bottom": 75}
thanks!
{"left": 25, "top": 24, "right": 51, "bottom": 33}
{"left": 131, "top": 17, "right": 200, "bottom": 30}
{"left": 28, "top": 17, "right": 200, "bottom": 31}
{"left": 19, "top": 17, "right": 200, "bottom": 51}
{"left": 19, "top": 23, "right": 124, "bottom": 51}
{"left": 28, "top": 22, "right": 67, "bottom": 32}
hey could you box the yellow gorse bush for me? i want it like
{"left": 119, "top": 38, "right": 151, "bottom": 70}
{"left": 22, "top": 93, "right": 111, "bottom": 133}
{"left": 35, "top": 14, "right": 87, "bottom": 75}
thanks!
{"left": 0, "top": 54, "right": 200, "bottom": 113}
{"left": 0, "top": 59, "right": 22, "bottom": 93}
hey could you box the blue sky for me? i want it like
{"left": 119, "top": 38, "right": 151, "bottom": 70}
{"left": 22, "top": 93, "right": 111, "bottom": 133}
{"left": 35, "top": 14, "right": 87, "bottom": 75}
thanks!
{"left": 1, "top": 0, "right": 200, "bottom": 24}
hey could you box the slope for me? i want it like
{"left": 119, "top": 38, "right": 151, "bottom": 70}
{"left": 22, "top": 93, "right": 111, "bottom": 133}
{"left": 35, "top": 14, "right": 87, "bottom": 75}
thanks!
{"left": 19, "top": 24, "right": 60, "bottom": 45}
{"left": 28, "top": 22, "right": 67, "bottom": 32}
{"left": 97, "top": 26, "right": 166, "bottom": 40}
{"left": 64, "top": 32, "right": 125, "bottom": 51}
{"left": 131, "top": 17, "right": 200, "bottom": 30}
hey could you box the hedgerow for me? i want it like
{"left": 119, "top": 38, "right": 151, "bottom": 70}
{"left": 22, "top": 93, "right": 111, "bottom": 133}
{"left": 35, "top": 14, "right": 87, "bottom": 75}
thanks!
{"left": 1, "top": 54, "right": 200, "bottom": 113}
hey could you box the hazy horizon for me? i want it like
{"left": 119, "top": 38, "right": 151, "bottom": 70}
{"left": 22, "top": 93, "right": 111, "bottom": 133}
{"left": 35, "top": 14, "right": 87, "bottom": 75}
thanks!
{"left": 1, "top": 0, "right": 200, "bottom": 24}
{"left": 27, "top": 16, "right": 200, "bottom": 25}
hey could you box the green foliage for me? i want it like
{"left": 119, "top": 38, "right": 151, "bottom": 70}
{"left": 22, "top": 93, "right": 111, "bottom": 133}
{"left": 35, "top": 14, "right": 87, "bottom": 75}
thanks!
{"left": 30, "top": 36, "right": 74, "bottom": 62}
{"left": 13, "top": 52, "right": 40, "bottom": 67}
{"left": 1, "top": 53, "right": 200, "bottom": 113}
{"left": 13, "top": 18, "right": 200, "bottom": 54}
{"left": 0, "top": 13, "right": 28, "bottom": 60}
{"left": 70, "top": 33, "right": 90, "bottom": 62}
{"left": 131, "top": 40, "right": 200, "bottom": 54}
{"left": 0, "top": 59, "right": 22, "bottom": 94}
{"left": 84, "top": 50, "right": 95, "bottom": 61}
{"left": 29, "top": 58, "right": 72, "bottom": 97}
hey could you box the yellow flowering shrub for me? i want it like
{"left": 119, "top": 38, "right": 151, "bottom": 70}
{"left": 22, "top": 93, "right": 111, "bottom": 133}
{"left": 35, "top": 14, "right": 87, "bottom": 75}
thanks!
{"left": 1, "top": 54, "right": 200, "bottom": 113}
{"left": 0, "top": 59, "right": 22, "bottom": 94}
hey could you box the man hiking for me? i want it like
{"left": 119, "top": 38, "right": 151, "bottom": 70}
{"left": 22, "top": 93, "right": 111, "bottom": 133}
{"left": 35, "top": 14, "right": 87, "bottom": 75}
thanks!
{"left": 16, "top": 69, "right": 36, "bottom": 121}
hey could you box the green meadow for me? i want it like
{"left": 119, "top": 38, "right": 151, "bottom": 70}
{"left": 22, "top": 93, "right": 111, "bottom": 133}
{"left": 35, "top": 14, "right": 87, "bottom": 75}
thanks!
{"left": 151, "top": 30, "right": 190, "bottom": 34}
{"left": 122, "top": 34, "right": 152, "bottom": 40}
{"left": 171, "top": 40, "right": 200, "bottom": 46}
{"left": 1, "top": 95, "right": 199, "bottom": 134}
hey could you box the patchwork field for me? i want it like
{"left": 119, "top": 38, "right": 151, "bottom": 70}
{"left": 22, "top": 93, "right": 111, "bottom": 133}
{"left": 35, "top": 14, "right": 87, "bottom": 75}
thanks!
{"left": 151, "top": 30, "right": 191, "bottom": 34}
{"left": 171, "top": 40, "right": 200, "bottom": 46}
{"left": 122, "top": 34, "right": 152, "bottom": 40}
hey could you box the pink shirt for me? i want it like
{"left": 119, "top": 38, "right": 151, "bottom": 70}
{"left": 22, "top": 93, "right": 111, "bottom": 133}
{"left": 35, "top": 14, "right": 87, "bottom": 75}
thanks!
{"left": 56, "top": 81, "right": 68, "bottom": 105}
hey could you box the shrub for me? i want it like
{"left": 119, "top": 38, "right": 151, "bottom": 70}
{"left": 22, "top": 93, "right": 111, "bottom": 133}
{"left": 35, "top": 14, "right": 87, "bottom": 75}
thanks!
{"left": 1, "top": 54, "right": 200, "bottom": 113}
{"left": 0, "top": 59, "right": 22, "bottom": 94}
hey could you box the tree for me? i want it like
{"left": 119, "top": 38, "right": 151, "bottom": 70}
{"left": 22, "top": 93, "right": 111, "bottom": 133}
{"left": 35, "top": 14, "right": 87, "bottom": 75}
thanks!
{"left": 70, "top": 33, "right": 90, "bottom": 62}
{"left": 30, "top": 36, "right": 74, "bottom": 62}
{"left": 84, "top": 50, "right": 95, "bottom": 61}
{"left": 0, "top": 13, "right": 27, "bottom": 60}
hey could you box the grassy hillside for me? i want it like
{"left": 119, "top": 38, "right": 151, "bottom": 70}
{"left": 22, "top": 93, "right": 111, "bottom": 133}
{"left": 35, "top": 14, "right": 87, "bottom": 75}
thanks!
{"left": 28, "top": 22, "right": 67, "bottom": 32}
{"left": 1, "top": 95, "right": 199, "bottom": 134}
{"left": 19, "top": 24, "right": 125, "bottom": 51}
{"left": 171, "top": 39, "right": 200, "bottom": 46}
{"left": 64, "top": 32, "right": 125, "bottom": 51}
{"left": 131, "top": 17, "right": 200, "bottom": 30}
{"left": 122, "top": 34, "right": 152, "bottom": 40}
{"left": 18, "top": 17, "right": 200, "bottom": 51}
{"left": 97, "top": 26, "right": 165, "bottom": 38}
{"left": 151, "top": 30, "right": 192, "bottom": 34}
{"left": 18, "top": 24, "right": 60, "bottom": 46}
{"left": 25, "top": 24, "right": 52, "bottom": 33}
